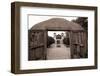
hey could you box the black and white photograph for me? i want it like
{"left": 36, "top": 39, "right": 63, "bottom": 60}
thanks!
{"left": 11, "top": 2, "right": 97, "bottom": 74}
{"left": 28, "top": 15, "right": 88, "bottom": 61}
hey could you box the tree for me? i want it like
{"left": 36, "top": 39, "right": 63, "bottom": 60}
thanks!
{"left": 72, "top": 17, "right": 88, "bottom": 32}
{"left": 47, "top": 36, "right": 55, "bottom": 48}
{"left": 63, "top": 37, "right": 70, "bottom": 46}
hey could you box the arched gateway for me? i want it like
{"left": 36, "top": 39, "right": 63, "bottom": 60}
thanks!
{"left": 28, "top": 18, "right": 87, "bottom": 60}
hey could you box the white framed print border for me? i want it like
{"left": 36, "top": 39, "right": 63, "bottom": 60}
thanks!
{"left": 11, "top": 2, "right": 98, "bottom": 74}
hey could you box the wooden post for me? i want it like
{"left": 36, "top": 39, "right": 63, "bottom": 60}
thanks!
{"left": 69, "top": 31, "right": 73, "bottom": 58}
{"left": 44, "top": 30, "right": 47, "bottom": 60}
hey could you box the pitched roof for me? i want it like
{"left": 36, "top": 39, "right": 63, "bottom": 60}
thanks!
{"left": 30, "top": 18, "right": 84, "bottom": 31}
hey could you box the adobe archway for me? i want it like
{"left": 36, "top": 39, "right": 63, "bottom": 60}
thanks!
{"left": 28, "top": 18, "right": 87, "bottom": 60}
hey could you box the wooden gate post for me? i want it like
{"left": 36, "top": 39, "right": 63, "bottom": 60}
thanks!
{"left": 44, "top": 30, "right": 47, "bottom": 60}
{"left": 69, "top": 31, "right": 74, "bottom": 58}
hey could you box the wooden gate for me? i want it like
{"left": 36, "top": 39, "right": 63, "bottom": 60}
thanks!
{"left": 70, "top": 31, "right": 87, "bottom": 58}
{"left": 28, "top": 30, "right": 46, "bottom": 60}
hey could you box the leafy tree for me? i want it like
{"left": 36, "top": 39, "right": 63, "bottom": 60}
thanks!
{"left": 63, "top": 37, "right": 70, "bottom": 46}
{"left": 72, "top": 17, "right": 88, "bottom": 32}
{"left": 47, "top": 36, "right": 55, "bottom": 48}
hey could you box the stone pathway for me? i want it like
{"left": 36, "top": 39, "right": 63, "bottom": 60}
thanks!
{"left": 47, "top": 43, "right": 71, "bottom": 60}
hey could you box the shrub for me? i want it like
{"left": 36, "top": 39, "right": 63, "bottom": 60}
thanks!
{"left": 47, "top": 36, "right": 55, "bottom": 48}
{"left": 63, "top": 37, "right": 70, "bottom": 45}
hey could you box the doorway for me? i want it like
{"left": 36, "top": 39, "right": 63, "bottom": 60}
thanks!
{"left": 47, "top": 31, "right": 71, "bottom": 60}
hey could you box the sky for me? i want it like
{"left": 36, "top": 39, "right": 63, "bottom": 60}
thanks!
{"left": 28, "top": 15, "right": 78, "bottom": 29}
{"left": 48, "top": 31, "right": 66, "bottom": 38}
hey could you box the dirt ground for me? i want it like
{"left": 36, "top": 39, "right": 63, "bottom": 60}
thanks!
{"left": 47, "top": 43, "right": 71, "bottom": 60}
